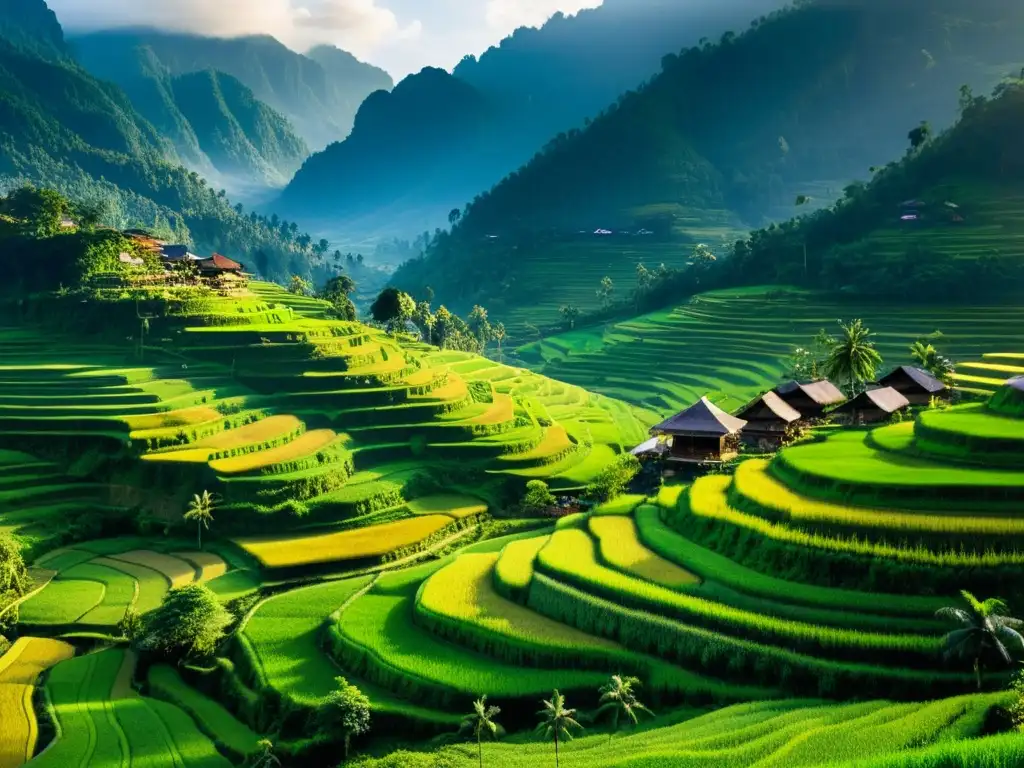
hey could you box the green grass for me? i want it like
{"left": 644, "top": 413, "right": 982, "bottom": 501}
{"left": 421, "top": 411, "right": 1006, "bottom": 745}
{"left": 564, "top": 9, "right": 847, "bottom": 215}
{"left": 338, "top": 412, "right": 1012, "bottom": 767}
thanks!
{"left": 330, "top": 578, "right": 611, "bottom": 707}
{"left": 146, "top": 665, "right": 259, "bottom": 757}
{"left": 535, "top": 528, "right": 942, "bottom": 666}
{"left": 33, "top": 649, "right": 231, "bottom": 767}
{"left": 520, "top": 286, "right": 1024, "bottom": 418}
{"left": 351, "top": 692, "right": 1011, "bottom": 768}
{"left": 635, "top": 505, "right": 946, "bottom": 621}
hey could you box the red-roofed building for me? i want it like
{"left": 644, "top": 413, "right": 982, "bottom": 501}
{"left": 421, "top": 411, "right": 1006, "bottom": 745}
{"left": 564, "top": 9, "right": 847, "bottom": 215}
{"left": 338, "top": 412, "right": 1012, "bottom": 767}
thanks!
{"left": 197, "top": 253, "right": 243, "bottom": 274}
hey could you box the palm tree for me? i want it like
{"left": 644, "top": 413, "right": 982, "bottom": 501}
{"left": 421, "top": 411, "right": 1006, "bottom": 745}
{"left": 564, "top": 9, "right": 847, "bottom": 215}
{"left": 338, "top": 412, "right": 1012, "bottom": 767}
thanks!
{"left": 536, "top": 690, "right": 583, "bottom": 768}
{"left": 183, "top": 491, "right": 216, "bottom": 550}
{"left": 825, "top": 319, "right": 883, "bottom": 396}
{"left": 251, "top": 740, "right": 281, "bottom": 768}
{"left": 492, "top": 323, "right": 507, "bottom": 363}
{"left": 910, "top": 340, "right": 956, "bottom": 385}
{"left": 936, "top": 590, "right": 1024, "bottom": 689}
{"left": 461, "top": 695, "right": 501, "bottom": 768}
{"left": 595, "top": 675, "right": 652, "bottom": 736}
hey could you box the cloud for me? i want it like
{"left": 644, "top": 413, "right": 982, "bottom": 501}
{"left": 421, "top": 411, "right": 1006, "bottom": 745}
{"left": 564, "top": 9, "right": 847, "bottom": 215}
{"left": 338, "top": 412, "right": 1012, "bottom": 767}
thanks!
{"left": 485, "top": 0, "right": 602, "bottom": 30}
{"left": 48, "top": 0, "right": 604, "bottom": 77}
{"left": 50, "top": 0, "right": 417, "bottom": 57}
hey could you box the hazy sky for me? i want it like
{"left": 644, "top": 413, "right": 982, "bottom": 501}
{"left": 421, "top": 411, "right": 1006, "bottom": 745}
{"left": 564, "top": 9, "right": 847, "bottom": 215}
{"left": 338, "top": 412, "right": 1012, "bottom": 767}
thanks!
{"left": 48, "top": 0, "right": 605, "bottom": 78}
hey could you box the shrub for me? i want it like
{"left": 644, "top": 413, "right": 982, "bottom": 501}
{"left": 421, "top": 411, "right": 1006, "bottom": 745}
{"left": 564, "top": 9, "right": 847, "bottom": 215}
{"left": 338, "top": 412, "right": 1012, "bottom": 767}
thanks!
{"left": 137, "top": 584, "right": 233, "bottom": 663}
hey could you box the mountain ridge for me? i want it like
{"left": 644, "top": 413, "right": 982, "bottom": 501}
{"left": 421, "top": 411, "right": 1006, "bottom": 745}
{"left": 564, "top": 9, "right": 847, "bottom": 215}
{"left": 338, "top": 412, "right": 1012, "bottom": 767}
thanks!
{"left": 70, "top": 29, "right": 393, "bottom": 153}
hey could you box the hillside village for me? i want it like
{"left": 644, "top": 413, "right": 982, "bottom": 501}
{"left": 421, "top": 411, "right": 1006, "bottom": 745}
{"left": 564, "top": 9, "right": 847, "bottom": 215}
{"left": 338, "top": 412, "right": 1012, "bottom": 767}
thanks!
{"left": 1, "top": 1, "right": 1024, "bottom": 768}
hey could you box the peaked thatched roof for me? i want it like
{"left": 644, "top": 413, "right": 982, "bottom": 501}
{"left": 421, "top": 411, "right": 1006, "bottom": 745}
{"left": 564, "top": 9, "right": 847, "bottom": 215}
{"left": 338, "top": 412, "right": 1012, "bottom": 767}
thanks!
{"left": 882, "top": 365, "right": 946, "bottom": 394}
{"left": 776, "top": 380, "right": 846, "bottom": 406}
{"left": 839, "top": 386, "right": 909, "bottom": 414}
{"left": 736, "top": 391, "right": 802, "bottom": 423}
{"left": 653, "top": 396, "right": 747, "bottom": 436}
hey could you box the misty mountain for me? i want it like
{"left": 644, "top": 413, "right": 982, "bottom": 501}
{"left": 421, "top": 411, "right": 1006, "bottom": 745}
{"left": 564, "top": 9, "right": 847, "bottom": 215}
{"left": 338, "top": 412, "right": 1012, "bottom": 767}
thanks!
{"left": 0, "top": 0, "right": 323, "bottom": 283}
{"left": 70, "top": 30, "right": 393, "bottom": 153}
{"left": 392, "top": 0, "right": 1024, "bottom": 310}
{"left": 0, "top": 0, "right": 64, "bottom": 58}
{"left": 63, "top": 40, "right": 307, "bottom": 189}
{"left": 275, "top": 0, "right": 785, "bottom": 239}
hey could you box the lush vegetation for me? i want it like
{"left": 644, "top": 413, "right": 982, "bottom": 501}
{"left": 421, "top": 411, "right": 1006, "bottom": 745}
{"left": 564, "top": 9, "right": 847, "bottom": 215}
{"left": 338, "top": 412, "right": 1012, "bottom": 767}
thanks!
{"left": 393, "top": 0, "right": 1024, "bottom": 324}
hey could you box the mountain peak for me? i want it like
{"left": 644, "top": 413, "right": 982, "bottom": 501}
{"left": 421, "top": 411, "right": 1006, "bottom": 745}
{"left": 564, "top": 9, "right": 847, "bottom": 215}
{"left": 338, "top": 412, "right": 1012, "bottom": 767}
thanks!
{"left": 0, "top": 0, "right": 66, "bottom": 57}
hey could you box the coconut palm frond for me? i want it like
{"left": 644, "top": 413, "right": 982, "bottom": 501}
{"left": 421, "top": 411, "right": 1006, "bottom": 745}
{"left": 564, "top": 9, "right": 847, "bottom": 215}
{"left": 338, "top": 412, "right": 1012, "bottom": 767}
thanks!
{"left": 935, "top": 607, "right": 973, "bottom": 626}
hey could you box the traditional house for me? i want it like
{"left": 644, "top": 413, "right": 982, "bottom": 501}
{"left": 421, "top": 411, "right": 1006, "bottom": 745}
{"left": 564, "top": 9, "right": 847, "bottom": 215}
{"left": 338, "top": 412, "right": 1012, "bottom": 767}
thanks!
{"left": 651, "top": 396, "right": 747, "bottom": 464}
{"left": 878, "top": 365, "right": 947, "bottom": 405}
{"left": 774, "top": 380, "right": 846, "bottom": 420}
{"left": 835, "top": 387, "right": 910, "bottom": 425}
{"left": 197, "top": 253, "right": 244, "bottom": 276}
{"left": 734, "top": 391, "right": 802, "bottom": 450}
{"left": 160, "top": 244, "right": 200, "bottom": 262}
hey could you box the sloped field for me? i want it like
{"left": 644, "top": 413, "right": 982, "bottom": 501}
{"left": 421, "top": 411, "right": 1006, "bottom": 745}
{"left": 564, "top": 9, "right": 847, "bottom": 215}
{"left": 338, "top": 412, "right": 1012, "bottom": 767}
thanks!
{"left": 521, "top": 287, "right": 1024, "bottom": 414}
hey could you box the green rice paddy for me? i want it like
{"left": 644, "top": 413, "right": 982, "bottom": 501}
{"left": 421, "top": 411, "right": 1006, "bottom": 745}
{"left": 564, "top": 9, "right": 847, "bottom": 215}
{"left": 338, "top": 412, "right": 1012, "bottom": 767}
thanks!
{"left": 520, "top": 286, "right": 1024, "bottom": 414}
{"left": 3, "top": 281, "right": 1024, "bottom": 767}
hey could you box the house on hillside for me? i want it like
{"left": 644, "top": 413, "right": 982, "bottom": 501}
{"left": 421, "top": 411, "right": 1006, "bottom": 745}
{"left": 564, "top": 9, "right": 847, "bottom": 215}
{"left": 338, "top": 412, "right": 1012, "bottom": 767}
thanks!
{"left": 160, "top": 244, "right": 200, "bottom": 262}
{"left": 835, "top": 387, "right": 910, "bottom": 425}
{"left": 734, "top": 391, "right": 802, "bottom": 451}
{"left": 197, "top": 253, "right": 244, "bottom": 276}
{"left": 774, "top": 380, "right": 846, "bottom": 420}
{"left": 197, "top": 253, "right": 247, "bottom": 290}
{"left": 878, "top": 366, "right": 947, "bottom": 405}
{"left": 650, "top": 396, "right": 747, "bottom": 465}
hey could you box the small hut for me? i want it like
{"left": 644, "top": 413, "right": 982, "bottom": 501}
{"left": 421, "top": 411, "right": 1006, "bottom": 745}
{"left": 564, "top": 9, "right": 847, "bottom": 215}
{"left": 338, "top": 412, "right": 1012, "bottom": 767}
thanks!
{"left": 734, "top": 391, "right": 802, "bottom": 450}
{"left": 835, "top": 387, "right": 909, "bottom": 425}
{"left": 630, "top": 437, "right": 668, "bottom": 459}
{"left": 774, "top": 380, "right": 846, "bottom": 420}
{"left": 197, "top": 253, "right": 244, "bottom": 276}
{"left": 878, "top": 365, "right": 947, "bottom": 405}
{"left": 651, "top": 396, "right": 747, "bottom": 464}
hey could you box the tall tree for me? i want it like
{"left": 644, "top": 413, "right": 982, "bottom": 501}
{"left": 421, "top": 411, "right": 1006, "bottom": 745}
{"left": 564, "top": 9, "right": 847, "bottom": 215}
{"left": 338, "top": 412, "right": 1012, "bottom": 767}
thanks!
{"left": 138, "top": 584, "right": 232, "bottom": 662}
{"left": 825, "top": 319, "right": 883, "bottom": 396}
{"left": 597, "top": 276, "right": 615, "bottom": 308}
{"left": 317, "top": 677, "right": 371, "bottom": 760}
{"left": 448, "top": 208, "right": 462, "bottom": 227}
{"left": 936, "top": 591, "right": 1024, "bottom": 689}
{"left": 461, "top": 695, "right": 501, "bottom": 768}
{"left": 559, "top": 305, "right": 581, "bottom": 331}
{"left": 910, "top": 336, "right": 955, "bottom": 384}
{"left": 634, "top": 263, "right": 652, "bottom": 312}
{"left": 595, "top": 675, "right": 652, "bottom": 736}
{"left": 467, "top": 305, "right": 492, "bottom": 352}
{"left": 492, "top": 322, "right": 507, "bottom": 362}
{"left": 536, "top": 690, "right": 583, "bottom": 768}
{"left": 908, "top": 120, "right": 932, "bottom": 151}
{"left": 371, "top": 288, "right": 416, "bottom": 334}
{"left": 183, "top": 491, "right": 216, "bottom": 550}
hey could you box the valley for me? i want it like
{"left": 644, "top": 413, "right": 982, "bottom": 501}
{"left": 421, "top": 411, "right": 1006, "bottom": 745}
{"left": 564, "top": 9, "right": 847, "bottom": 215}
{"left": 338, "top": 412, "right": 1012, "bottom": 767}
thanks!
{"left": 2, "top": 0, "right": 1024, "bottom": 767}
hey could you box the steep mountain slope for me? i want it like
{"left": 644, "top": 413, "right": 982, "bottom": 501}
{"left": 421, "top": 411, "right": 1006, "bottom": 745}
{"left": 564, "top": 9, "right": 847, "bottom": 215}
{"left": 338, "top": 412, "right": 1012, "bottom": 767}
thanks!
{"left": 64, "top": 41, "right": 307, "bottom": 189}
{"left": 0, "top": 0, "right": 64, "bottom": 57}
{"left": 392, "top": 0, "right": 1024, "bottom": 315}
{"left": 171, "top": 70, "right": 307, "bottom": 185}
{"left": 275, "top": 0, "right": 784, "bottom": 238}
{"left": 0, "top": 0, "right": 322, "bottom": 282}
{"left": 279, "top": 68, "right": 494, "bottom": 231}
{"left": 71, "top": 31, "right": 393, "bottom": 152}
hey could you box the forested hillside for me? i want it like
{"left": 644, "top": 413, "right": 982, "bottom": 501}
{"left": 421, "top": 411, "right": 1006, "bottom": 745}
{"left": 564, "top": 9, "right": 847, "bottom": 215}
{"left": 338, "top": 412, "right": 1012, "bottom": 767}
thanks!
{"left": 64, "top": 40, "right": 308, "bottom": 189}
{"left": 0, "top": 0, "right": 329, "bottom": 282}
{"left": 71, "top": 31, "right": 393, "bottom": 152}
{"left": 275, "top": 0, "right": 783, "bottom": 238}
{"left": 392, "top": 0, "right": 1024, "bottom": 316}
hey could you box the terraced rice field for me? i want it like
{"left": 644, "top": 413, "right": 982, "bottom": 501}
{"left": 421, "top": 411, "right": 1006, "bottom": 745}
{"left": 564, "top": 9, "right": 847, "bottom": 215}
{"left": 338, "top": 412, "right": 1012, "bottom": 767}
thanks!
{"left": 235, "top": 514, "right": 455, "bottom": 570}
{"left": 408, "top": 693, "right": 1013, "bottom": 768}
{"left": 31, "top": 649, "right": 231, "bottom": 767}
{"left": 0, "top": 638, "right": 73, "bottom": 768}
{"left": 19, "top": 541, "right": 242, "bottom": 633}
{"left": 521, "top": 286, "right": 1024, "bottom": 414}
